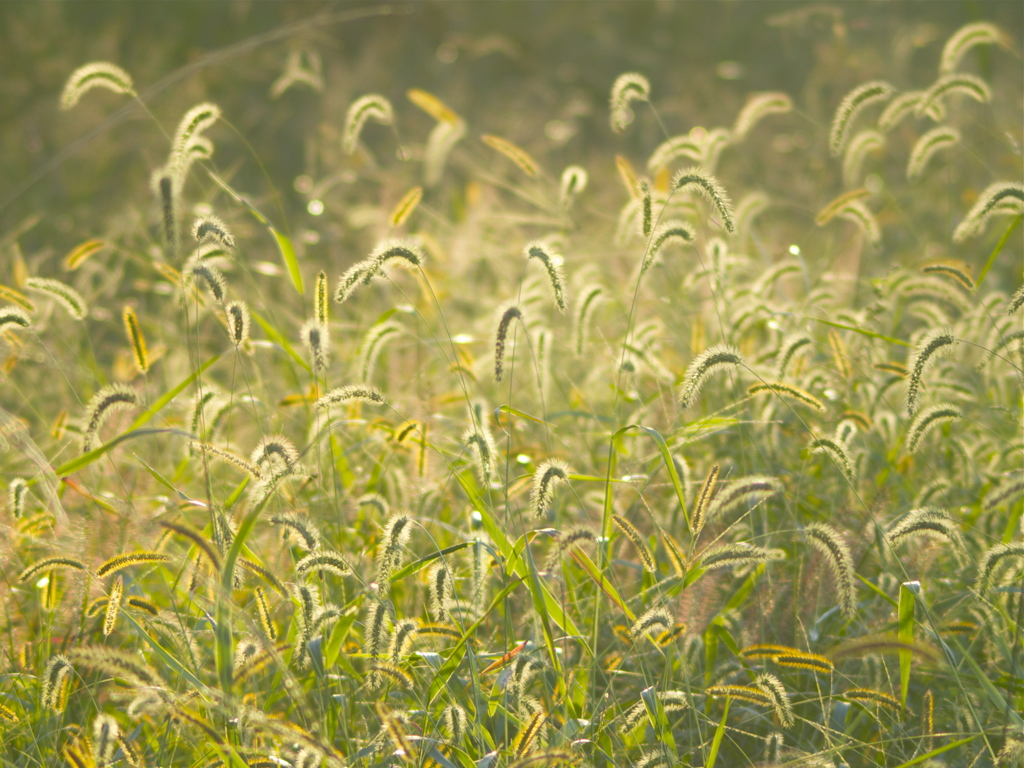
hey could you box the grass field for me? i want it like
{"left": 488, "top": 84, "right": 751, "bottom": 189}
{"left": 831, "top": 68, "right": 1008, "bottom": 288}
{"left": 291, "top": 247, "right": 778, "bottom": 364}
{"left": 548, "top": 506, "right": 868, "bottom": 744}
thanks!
{"left": 1, "top": 4, "right": 1023, "bottom": 767}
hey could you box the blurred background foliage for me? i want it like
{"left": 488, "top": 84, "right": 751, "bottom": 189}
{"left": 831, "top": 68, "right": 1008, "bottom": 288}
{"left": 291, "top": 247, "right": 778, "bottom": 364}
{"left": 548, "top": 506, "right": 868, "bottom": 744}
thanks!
{"left": 3, "top": 1, "right": 1021, "bottom": 280}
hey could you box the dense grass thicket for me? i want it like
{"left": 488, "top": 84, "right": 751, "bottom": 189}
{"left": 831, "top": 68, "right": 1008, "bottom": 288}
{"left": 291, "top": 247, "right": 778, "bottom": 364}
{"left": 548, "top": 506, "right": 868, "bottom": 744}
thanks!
{"left": 1, "top": 5, "right": 1023, "bottom": 767}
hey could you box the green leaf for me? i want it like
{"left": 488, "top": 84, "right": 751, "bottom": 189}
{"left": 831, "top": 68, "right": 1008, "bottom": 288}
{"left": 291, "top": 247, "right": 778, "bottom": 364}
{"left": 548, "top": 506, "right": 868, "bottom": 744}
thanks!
{"left": 495, "top": 404, "right": 554, "bottom": 427}
{"left": 523, "top": 539, "right": 562, "bottom": 676}
{"left": 567, "top": 474, "right": 629, "bottom": 483}
{"left": 976, "top": 213, "right": 1022, "bottom": 287}
{"left": 215, "top": 481, "right": 281, "bottom": 700}
{"left": 119, "top": 608, "right": 206, "bottom": 690}
{"left": 132, "top": 454, "right": 179, "bottom": 495}
{"left": 223, "top": 477, "right": 250, "bottom": 510}
{"left": 953, "top": 635, "right": 1024, "bottom": 726}
{"left": 711, "top": 619, "right": 742, "bottom": 658}
{"left": 569, "top": 548, "right": 635, "bottom": 621}
{"left": 211, "top": 745, "right": 252, "bottom": 768}
{"left": 898, "top": 581, "right": 918, "bottom": 709}
{"left": 428, "top": 578, "right": 523, "bottom": 701}
{"left": 638, "top": 425, "right": 689, "bottom": 532}
{"left": 271, "top": 227, "right": 304, "bottom": 295}
{"left": 250, "top": 309, "right": 311, "bottom": 372}
{"left": 804, "top": 316, "right": 910, "bottom": 347}
{"left": 857, "top": 573, "right": 898, "bottom": 608}
{"left": 215, "top": 598, "right": 233, "bottom": 697}
{"left": 324, "top": 611, "right": 358, "bottom": 670}
{"left": 130, "top": 354, "right": 221, "bottom": 430}
{"left": 389, "top": 541, "right": 473, "bottom": 583}
{"left": 55, "top": 428, "right": 187, "bottom": 476}
{"left": 706, "top": 695, "right": 730, "bottom": 768}
{"left": 891, "top": 737, "right": 976, "bottom": 768}
{"left": 208, "top": 170, "right": 303, "bottom": 295}
{"left": 453, "top": 469, "right": 581, "bottom": 640}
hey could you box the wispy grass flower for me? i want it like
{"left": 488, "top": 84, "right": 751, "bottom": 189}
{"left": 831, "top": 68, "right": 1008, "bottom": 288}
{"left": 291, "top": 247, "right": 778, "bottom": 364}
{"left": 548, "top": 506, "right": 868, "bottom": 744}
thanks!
{"left": 60, "top": 62, "right": 136, "bottom": 110}
{"left": 678, "top": 345, "right": 742, "bottom": 409}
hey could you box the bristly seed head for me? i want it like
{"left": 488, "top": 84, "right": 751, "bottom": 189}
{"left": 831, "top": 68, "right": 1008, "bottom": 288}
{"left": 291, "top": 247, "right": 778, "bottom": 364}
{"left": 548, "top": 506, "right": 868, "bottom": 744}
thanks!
{"left": 530, "top": 460, "right": 571, "bottom": 518}
{"left": 494, "top": 304, "right": 524, "bottom": 382}
{"left": 524, "top": 242, "right": 568, "bottom": 312}
{"left": 678, "top": 344, "right": 743, "bottom": 409}
{"left": 905, "top": 328, "right": 957, "bottom": 416}
{"left": 82, "top": 384, "right": 141, "bottom": 453}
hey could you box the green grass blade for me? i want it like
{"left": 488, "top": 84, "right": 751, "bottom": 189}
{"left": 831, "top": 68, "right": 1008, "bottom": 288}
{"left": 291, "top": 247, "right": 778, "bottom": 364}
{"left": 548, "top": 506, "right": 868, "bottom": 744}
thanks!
{"left": 976, "top": 213, "right": 1022, "bottom": 287}
{"left": 271, "top": 227, "right": 304, "bottom": 295}
{"left": 523, "top": 540, "right": 562, "bottom": 675}
{"left": 953, "top": 635, "right": 1024, "bottom": 727}
{"left": 129, "top": 354, "right": 221, "bottom": 430}
{"left": 898, "top": 581, "right": 917, "bottom": 709}
{"left": 570, "top": 548, "right": 635, "bottom": 621}
{"left": 428, "top": 577, "right": 524, "bottom": 701}
{"left": 804, "top": 316, "right": 910, "bottom": 347}
{"left": 132, "top": 453, "right": 179, "bottom": 495}
{"left": 496, "top": 404, "right": 554, "bottom": 427}
{"left": 706, "top": 695, "right": 730, "bottom": 768}
{"left": 857, "top": 573, "right": 899, "bottom": 608}
{"left": 208, "top": 170, "right": 303, "bottom": 294}
{"left": 891, "top": 736, "right": 976, "bottom": 768}
{"left": 639, "top": 425, "right": 689, "bottom": 532}
{"left": 251, "top": 308, "right": 311, "bottom": 371}
{"left": 389, "top": 541, "right": 473, "bottom": 582}
{"left": 54, "top": 428, "right": 187, "bottom": 476}
{"left": 452, "top": 468, "right": 580, "bottom": 639}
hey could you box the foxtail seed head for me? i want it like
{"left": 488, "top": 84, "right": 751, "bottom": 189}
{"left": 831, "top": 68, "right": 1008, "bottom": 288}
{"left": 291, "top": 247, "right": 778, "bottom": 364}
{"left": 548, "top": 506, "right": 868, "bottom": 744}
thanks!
{"left": 940, "top": 22, "right": 1010, "bottom": 74}
{"left": 629, "top": 607, "right": 673, "bottom": 641}
{"left": 92, "top": 713, "right": 119, "bottom": 767}
{"left": 907, "top": 127, "right": 960, "bottom": 181}
{"left": 61, "top": 62, "right": 136, "bottom": 110}
{"left": 8, "top": 477, "right": 30, "bottom": 519}
{"left": 829, "top": 81, "right": 894, "bottom": 157}
{"left": 905, "top": 328, "right": 957, "bottom": 416}
{"left": 678, "top": 345, "right": 742, "bottom": 409}
{"left": 559, "top": 165, "right": 588, "bottom": 207}
{"left": 343, "top": 94, "right": 394, "bottom": 155}
{"left": 530, "top": 460, "right": 570, "bottom": 518}
{"left": 699, "top": 542, "right": 775, "bottom": 571}
{"left": 192, "top": 214, "right": 235, "bottom": 250}
{"left": 643, "top": 220, "right": 696, "bottom": 275}
{"left": 82, "top": 384, "right": 140, "bottom": 452}
{"left": 525, "top": 242, "right": 567, "bottom": 312}
{"left": 122, "top": 306, "right": 148, "bottom": 373}
{"left": 916, "top": 73, "right": 991, "bottom": 119}
{"left": 25, "top": 277, "right": 88, "bottom": 320}
{"left": 427, "top": 563, "right": 453, "bottom": 622}
{"left": 225, "top": 301, "right": 250, "bottom": 348}
{"left": 671, "top": 167, "right": 735, "bottom": 233}
{"left": 314, "top": 271, "right": 329, "bottom": 325}
{"left": 494, "top": 304, "right": 524, "bottom": 382}
{"left": 610, "top": 72, "right": 650, "bottom": 133}
{"left": 376, "top": 514, "right": 413, "bottom": 584}
{"left": 952, "top": 181, "right": 1024, "bottom": 243}
{"left": 300, "top": 320, "right": 330, "bottom": 374}
{"left": 0, "top": 306, "right": 31, "bottom": 331}
{"left": 732, "top": 92, "right": 792, "bottom": 142}
{"left": 804, "top": 522, "right": 856, "bottom": 620}
{"left": 41, "top": 655, "right": 74, "bottom": 712}
{"left": 905, "top": 403, "right": 961, "bottom": 454}
{"left": 102, "top": 575, "right": 123, "bottom": 636}
{"left": 613, "top": 514, "right": 656, "bottom": 572}
{"left": 573, "top": 285, "right": 604, "bottom": 356}
{"left": 691, "top": 464, "right": 721, "bottom": 536}
{"left": 314, "top": 385, "right": 387, "bottom": 409}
